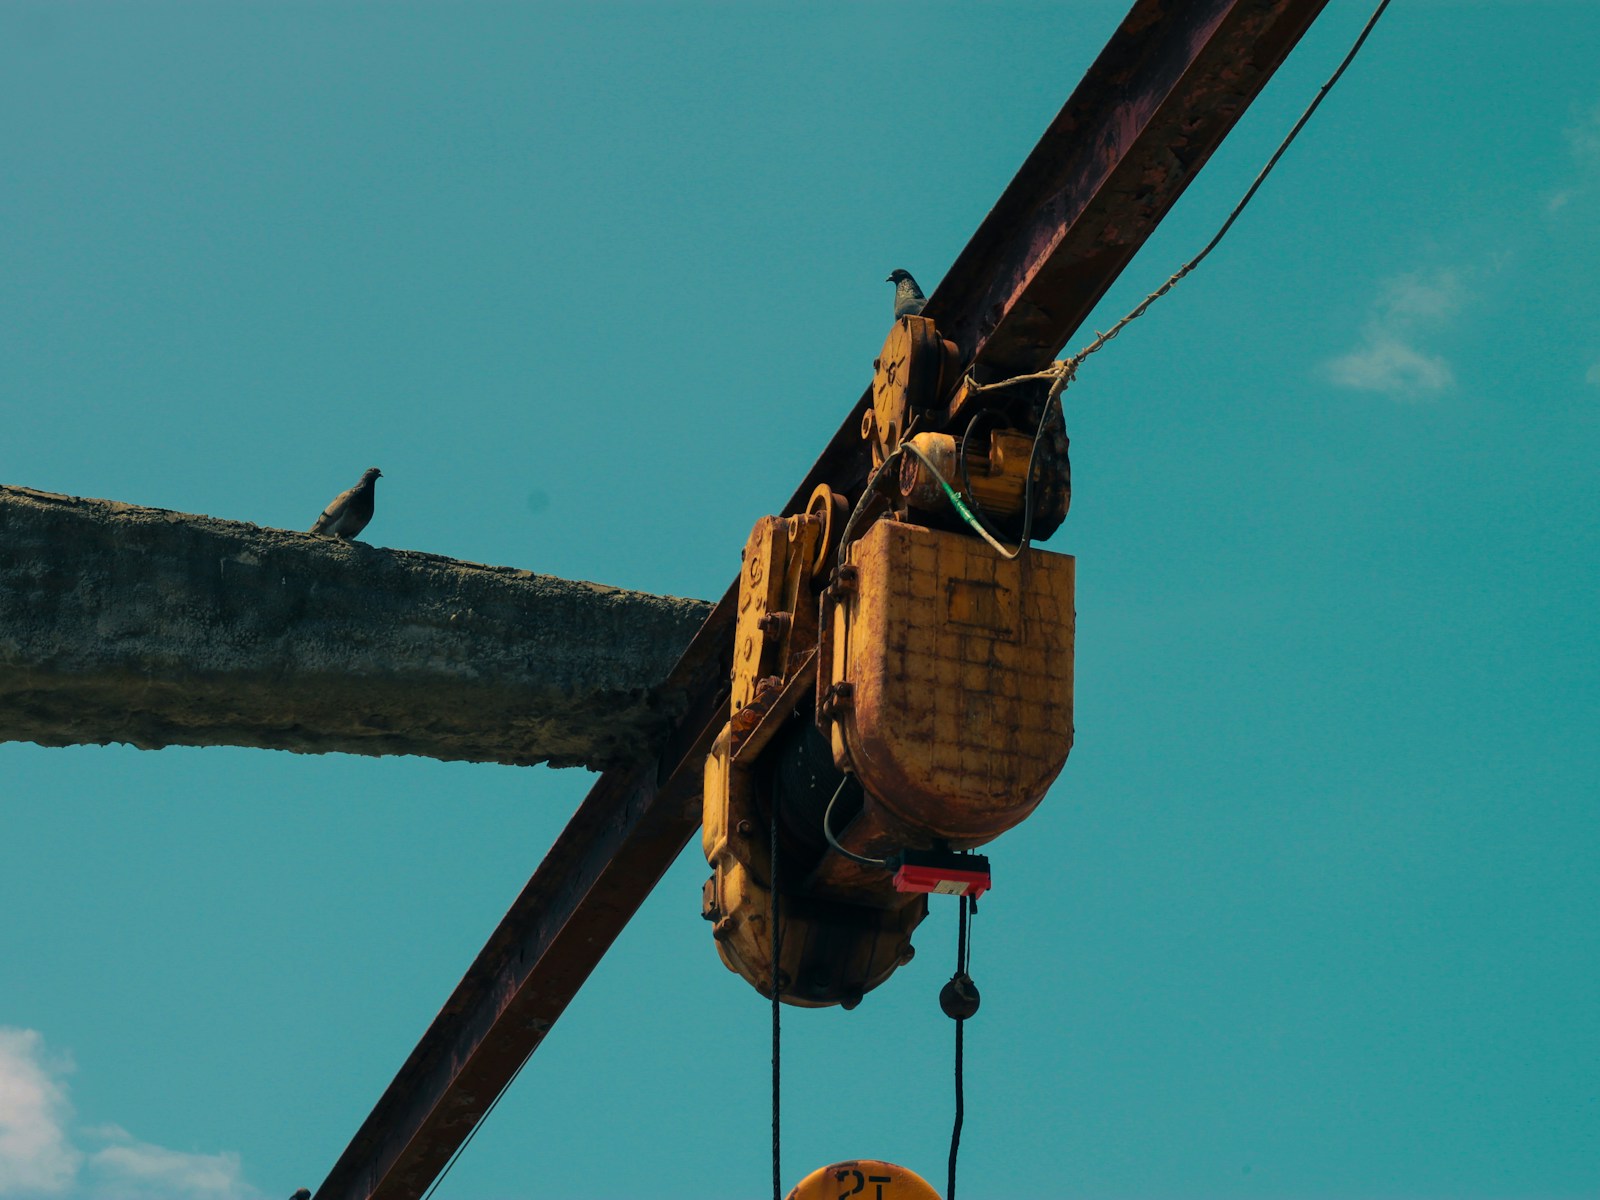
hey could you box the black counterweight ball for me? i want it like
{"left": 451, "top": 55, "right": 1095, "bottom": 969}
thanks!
{"left": 940, "top": 971, "right": 981, "bottom": 1020}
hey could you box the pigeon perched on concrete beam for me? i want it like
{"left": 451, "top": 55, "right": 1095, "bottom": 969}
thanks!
{"left": 887, "top": 268, "right": 926, "bottom": 319}
{"left": 309, "top": 468, "right": 381, "bottom": 538}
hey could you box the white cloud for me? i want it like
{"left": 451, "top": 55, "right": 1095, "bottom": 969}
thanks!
{"left": 85, "top": 1128, "right": 255, "bottom": 1200}
{"left": 1325, "top": 267, "right": 1467, "bottom": 400}
{"left": 0, "top": 1029, "right": 80, "bottom": 1195}
{"left": 0, "top": 1030, "right": 257, "bottom": 1200}
{"left": 1327, "top": 335, "right": 1454, "bottom": 396}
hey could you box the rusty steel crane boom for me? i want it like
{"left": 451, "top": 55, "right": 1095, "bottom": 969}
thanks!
{"left": 314, "top": 2, "right": 1334, "bottom": 1197}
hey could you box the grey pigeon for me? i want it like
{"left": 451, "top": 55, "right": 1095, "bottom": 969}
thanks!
{"left": 887, "top": 268, "right": 926, "bottom": 319}
{"left": 290, "top": 1191, "right": 311, "bottom": 1200}
{"left": 309, "top": 467, "right": 381, "bottom": 538}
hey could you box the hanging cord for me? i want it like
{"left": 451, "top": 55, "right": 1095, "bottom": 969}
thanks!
{"left": 949, "top": 897, "right": 967, "bottom": 1200}
{"left": 770, "top": 792, "right": 783, "bottom": 1200}
{"left": 943, "top": 895, "right": 979, "bottom": 1200}
{"left": 962, "top": 0, "right": 1395, "bottom": 403}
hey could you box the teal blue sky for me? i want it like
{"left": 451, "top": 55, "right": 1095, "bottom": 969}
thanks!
{"left": 2, "top": 3, "right": 1596, "bottom": 1199}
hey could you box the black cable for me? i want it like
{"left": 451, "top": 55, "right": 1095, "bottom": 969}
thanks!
{"left": 1008, "top": 389, "right": 1059, "bottom": 559}
{"left": 948, "top": 894, "right": 970, "bottom": 1200}
{"left": 949, "top": 1018, "right": 965, "bottom": 1200}
{"left": 953, "top": 893, "right": 965, "bottom": 977}
{"left": 834, "top": 446, "right": 905, "bottom": 572}
{"left": 822, "top": 774, "right": 890, "bottom": 867}
{"left": 771, "top": 793, "right": 783, "bottom": 1200}
{"left": 956, "top": 408, "right": 1015, "bottom": 545}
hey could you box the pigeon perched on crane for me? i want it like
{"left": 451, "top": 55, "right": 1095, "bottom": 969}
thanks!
{"left": 309, "top": 468, "right": 381, "bottom": 539}
{"left": 887, "top": 268, "right": 926, "bottom": 319}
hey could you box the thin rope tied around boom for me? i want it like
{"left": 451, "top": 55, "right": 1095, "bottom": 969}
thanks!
{"left": 961, "top": 0, "right": 1394, "bottom": 410}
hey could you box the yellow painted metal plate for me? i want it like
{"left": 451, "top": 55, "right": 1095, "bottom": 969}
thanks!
{"left": 834, "top": 519, "right": 1075, "bottom": 843}
{"left": 786, "top": 1159, "right": 941, "bottom": 1200}
{"left": 871, "top": 316, "right": 943, "bottom": 462}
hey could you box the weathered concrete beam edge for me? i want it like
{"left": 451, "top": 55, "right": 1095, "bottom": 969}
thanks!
{"left": 0, "top": 485, "right": 714, "bottom": 770}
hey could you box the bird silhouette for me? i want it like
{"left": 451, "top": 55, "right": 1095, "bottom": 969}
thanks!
{"left": 289, "top": 1190, "right": 311, "bottom": 1200}
{"left": 887, "top": 268, "right": 926, "bottom": 319}
{"left": 309, "top": 468, "right": 381, "bottom": 538}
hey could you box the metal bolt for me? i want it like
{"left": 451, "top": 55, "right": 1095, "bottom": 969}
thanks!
{"left": 820, "top": 681, "right": 854, "bottom": 718}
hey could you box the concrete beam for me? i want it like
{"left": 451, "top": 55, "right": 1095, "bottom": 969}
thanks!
{"left": 0, "top": 485, "right": 712, "bottom": 769}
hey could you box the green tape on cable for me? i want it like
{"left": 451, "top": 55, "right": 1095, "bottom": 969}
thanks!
{"left": 939, "top": 478, "right": 984, "bottom": 534}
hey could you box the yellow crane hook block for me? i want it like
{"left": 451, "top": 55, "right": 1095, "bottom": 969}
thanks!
{"left": 701, "top": 306, "right": 1074, "bottom": 1009}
